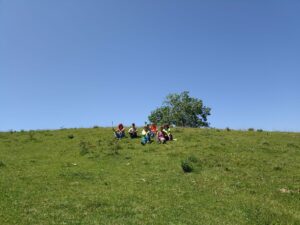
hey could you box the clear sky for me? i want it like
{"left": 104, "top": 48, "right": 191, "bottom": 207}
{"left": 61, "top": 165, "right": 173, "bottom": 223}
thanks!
{"left": 1, "top": 0, "right": 299, "bottom": 131}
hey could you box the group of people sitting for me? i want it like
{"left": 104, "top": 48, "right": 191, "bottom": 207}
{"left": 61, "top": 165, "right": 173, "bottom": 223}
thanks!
{"left": 113, "top": 123, "right": 174, "bottom": 145}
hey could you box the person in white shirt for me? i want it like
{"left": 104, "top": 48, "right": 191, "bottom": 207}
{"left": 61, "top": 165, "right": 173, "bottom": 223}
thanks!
{"left": 141, "top": 126, "right": 151, "bottom": 145}
{"left": 128, "top": 123, "right": 138, "bottom": 139}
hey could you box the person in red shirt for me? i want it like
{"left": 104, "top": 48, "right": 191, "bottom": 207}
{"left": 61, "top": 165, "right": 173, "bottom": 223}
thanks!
{"left": 149, "top": 123, "right": 157, "bottom": 137}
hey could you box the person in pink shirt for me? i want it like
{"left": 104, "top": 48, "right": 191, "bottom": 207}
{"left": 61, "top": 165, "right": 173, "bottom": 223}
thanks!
{"left": 157, "top": 126, "right": 167, "bottom": 144}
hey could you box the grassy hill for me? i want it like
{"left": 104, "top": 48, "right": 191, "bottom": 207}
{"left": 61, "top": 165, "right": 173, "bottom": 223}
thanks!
{"left": 0, "top": 127, "right": 299, "bottom": 225}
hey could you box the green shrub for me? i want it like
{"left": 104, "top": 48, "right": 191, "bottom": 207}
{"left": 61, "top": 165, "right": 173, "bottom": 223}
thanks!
{"left": 0, "top": 161, "right": 5, "bottom": 168}
{"left": 181, "top": 159, "right": 194, "bottom": 173}
{"left": 226, "top": 127, "right": 231, "bottom": 131}
{"left": 273, "top": 166, "right": 283, "bottom": 171}
{"left": 248, "top": 128, "right": 255, "bottom": 131}
{"left": 68, "top": 134, "right": 74, "bottom": 139}
{"left": 257, "top": 129, "right": 263, "bottom": 132}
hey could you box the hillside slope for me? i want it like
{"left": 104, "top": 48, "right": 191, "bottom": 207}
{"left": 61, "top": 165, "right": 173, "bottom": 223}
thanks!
{"left": 0, "top": 128, "right": 299, "bottom": 225}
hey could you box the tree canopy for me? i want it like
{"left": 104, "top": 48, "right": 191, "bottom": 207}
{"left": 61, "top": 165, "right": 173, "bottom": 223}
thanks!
{"left": 148, "top": 91, "right": 211, "bottom": 127}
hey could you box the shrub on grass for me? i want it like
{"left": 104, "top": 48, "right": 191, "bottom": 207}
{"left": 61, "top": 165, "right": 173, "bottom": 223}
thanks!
{"left": 0, "top": 161, "right": 6, "bottom": 168}
{"left": 248, "top": 128, "right": 255, "bottom": 131}
{"left": 181, "top": 154, "right": 201, "bottom": 173}
{"left": 181, "top": 160, "right": 193, "bottom": 173}
{"left": 273, "top": 166, "right": 283, "bottom": 171}
{"left": 93, "top": 126, "right": 99, "bottom": 129}
{"left": 257, "top": 129, "right": 263, "bottom": 132}
{"left": 68, "top": 134, "right": 74, "bottom": 139}
{"left": 225, "top": 127, "right": 231, "bottom": 131}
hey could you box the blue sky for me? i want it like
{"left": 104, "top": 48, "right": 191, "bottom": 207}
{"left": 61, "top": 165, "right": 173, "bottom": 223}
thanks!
{"left": 1, "top": 0, "right": 299, "bottom": 131}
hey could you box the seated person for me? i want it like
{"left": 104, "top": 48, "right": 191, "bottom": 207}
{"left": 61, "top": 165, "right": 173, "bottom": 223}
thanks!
{"left": 157, "top": 126, "right": 167, "bottom": 144}
{"left": 149, "top": 123, "right": 158, "bottom": 137}
{"left": 113, "top": 123, "right": 125, "bottom": 139}
{"left": 163, "top": 124, "right": 173, "bottom": 141}
{"left": 141, "top": 126, "right": 151, "bottom": 145}
{"left": 128, "top": 123, "right": 138, "bottom": 138}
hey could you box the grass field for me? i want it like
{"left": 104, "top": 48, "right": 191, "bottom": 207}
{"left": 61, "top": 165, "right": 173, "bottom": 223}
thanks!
{"left": 0, "top": 127, "right": 299, "bottom": 225}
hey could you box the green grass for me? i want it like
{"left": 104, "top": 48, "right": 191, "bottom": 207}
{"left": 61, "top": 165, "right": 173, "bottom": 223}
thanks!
{"left": 0, "top": 128, "right": 299, "bottom": 225}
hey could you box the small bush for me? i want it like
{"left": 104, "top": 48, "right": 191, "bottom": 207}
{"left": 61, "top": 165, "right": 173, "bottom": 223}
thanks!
{"left": 181, "top": 159, "right": 194, "bottom": 173}
{"left": 0, "top": 161, "right": 6, "bottom": 168}
{"left": 257, "top": 129, "right": 263, "bottom": 132}
{"left": 225, "top": 127, "right": 231, "bottom": 131}
{"left": 273, "top": 166, "right": 283, "bottom": 171}
{"left": 93, "top": 126, "right": 99, "bottom": 129}
{"left": 248, "top": 128, "right": 255, "bottom": 132}
{"left": 68, "top": 134, "right": 74, "bottom": 139}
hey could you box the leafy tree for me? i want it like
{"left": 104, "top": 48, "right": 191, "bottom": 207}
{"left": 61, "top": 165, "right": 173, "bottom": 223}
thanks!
{"left": 148, "top": 91, "right": 211, "bottom": 127}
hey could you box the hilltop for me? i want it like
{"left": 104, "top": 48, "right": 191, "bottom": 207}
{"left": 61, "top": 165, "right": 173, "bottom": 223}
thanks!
{"left": 0, "top": 128, "right": 299, "bottom": 225}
